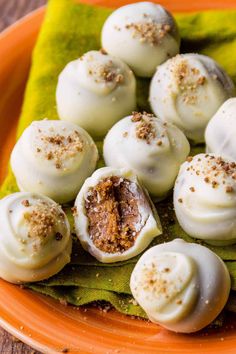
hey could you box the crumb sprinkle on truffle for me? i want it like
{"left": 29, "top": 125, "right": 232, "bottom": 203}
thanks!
{"left": 173, "top": 57, "right": 207, "bottom": 105}
{"left": 131, "top": 111, "right": 157, "bottom": 144}
{"left": 125, "top": 19, "right": 171, "bottom": 46}
{"left": 23, "top": 201, "right": 65, "bottom": 247}
{"left": 36, "top": 129, "right": 83, "bottom": 169}
{"left": 186, "top": 155, "right": 236, "bottom": 193}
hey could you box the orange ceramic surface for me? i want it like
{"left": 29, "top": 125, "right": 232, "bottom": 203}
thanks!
{"left": 1, "top": 1, "right": 236, "bottom": 353}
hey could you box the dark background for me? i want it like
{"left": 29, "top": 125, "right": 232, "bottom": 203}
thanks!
{"left": 0, "top": 2, "right": 46, "bottom": 352}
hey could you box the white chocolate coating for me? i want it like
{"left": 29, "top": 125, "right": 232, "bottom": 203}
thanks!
{"left": 74, "top": 167, "right": 162, "bottom": 263}
{"left": 103, "top": 112, "right": 190, "bottom": 200}
{"left": 205, "top": 98, "right": 236, "bottom": 161}
{"left": 130, "top": 239, "right": 230, "bottom": 333}
{"left": 56, "top": 50, "right": 136, "bottom": 138}
{"left": 0, "top": 192, "right": 72, "bottom": 284}
{"left": 101, "top": 2, "right": 180, "bottom": 77}
{"left": 174, "top": 154, "right": 236, "bottom": 244}
{"left": 150, "top": 54, "right": 235, "bottom": 143}
{"left": 11, "top": 120, "right": 98, "bottom": 203}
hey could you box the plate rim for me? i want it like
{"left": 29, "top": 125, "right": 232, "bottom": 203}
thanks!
{"left": 1, "top": 2, "right": 236, "bottom": 353}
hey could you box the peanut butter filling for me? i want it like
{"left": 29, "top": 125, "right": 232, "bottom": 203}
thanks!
{"left": 85, "top": 177, "right": 148, "bottom": 253}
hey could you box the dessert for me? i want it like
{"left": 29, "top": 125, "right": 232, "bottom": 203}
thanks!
{"left": 174, "top": 153, "right": 236, "bottom": 245}
{"left": 130, "top": 239, "right": 231, "bottom": 333}
{"left": 103, "top": 112, "right": 190, "bottom": 200}
{"left": 205, "top": 98, "right": 236, "bottom": 160}
{"left": 73, "top": 167, "right": 162, "bottom": 262}
{"left": 0, "top": 192, "right": 72, "bottom": 283}
{"left": 101, "top": 2, "right": 180, "bottom": 77}
{"left": 11, "top": 120, "right": 98, "bottom": 203}
{"left": 56, "top": 50, "right": 136, "bottom": 138}
{"left": 149, "top": 54, "right": 235, "bottom": 143}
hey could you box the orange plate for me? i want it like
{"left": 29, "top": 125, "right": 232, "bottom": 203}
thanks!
{"left": 1, "top": 1, "right": 236, "bottom": 353}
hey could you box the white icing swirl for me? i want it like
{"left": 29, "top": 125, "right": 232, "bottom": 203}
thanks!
{"left": 0, "top": 192, "right": 72, "bottom": 283}
{"left": 130, "top": 239, "right": 230, "bottom": 333}
{"left": 56, "top": 50, "right": 136, "bottom": 138}
{"left": 11, "top": 120, "right": 98, "bottom": 203}
{"left": 174, "top": 153, "right": 236, "bottom": 244}
{"left": 103, "top": 112, "right": 190, "bottom": 200}
{"left": 150, "top": 54, "right": 235, "bottom": 143}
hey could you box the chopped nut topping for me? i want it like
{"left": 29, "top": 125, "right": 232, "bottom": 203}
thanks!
{"left": 131, "top": 112, "right": 156, "bottom": 144}
{"left": 178, "top": 198, "right": 183, "bottom": 203}
{"left": 189, "top": 187, "right": 195, "bottom": 192}
{"left": 188, "top": 155, "right": 236, "bottom": 193}
{"left": 21, "top": 200, "right": 30, "bottom": 207}
{"left": 85, "top": 176, "right": 150, "bottom": 254}
{"left": 125, "top": 20, "right": 171, "bottom": 46}
{"left": 23, "top": 201, "right": 65, "bottom": 245}
{"left": 88, "top": 61, "right": 124, "bottom": 85}
{"left": 141, "top": 261, "right": 186, "bottom": 298}
{"left": 176, "top": 299, "right": 182, "bottom": 305}
{"left": 173, "top": 57, "right": 207, "bottom": 105}
{"left": 38, "top": 130, "right": 83, "bottom": 169}
{"left": 100, "top": 48, "right": 107, "bottom": 55}
{"left": 226, "top": 186, "right": 234, "bottom": 193}
{"left": 131, "top": 111, "right": 143, "bottom": 122}
{"left": 212, "top": 180, "right": 218, "bottom": 188}
{"left": 71, "top": 206, "right": 77, "bottom": 216}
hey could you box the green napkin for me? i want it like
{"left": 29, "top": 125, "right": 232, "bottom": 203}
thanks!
{"left": 1, "top": 0, "right": 236, "bottom": 318}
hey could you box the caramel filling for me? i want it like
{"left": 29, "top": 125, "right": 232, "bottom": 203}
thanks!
{"left": 85, "top": 177, "right": 148, "bottom": 254}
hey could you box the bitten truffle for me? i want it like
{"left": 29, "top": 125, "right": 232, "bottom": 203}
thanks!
{"left": 73, "top": 167, "right": 162, "bottom": 262}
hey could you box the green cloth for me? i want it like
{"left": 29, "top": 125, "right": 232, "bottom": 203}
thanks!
{"left": 1, "top": 0, "right": 236, "bottom": 318}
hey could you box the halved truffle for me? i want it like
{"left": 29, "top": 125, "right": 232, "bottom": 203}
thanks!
{"left": 74, "top": 167, "right": 162, "bottom": 262}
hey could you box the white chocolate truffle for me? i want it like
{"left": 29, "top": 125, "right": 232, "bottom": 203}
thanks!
{"left": 56, "top": 50, "right": 136, "bottom": 138}
{"left": 174, "top": 154, "right": 236, "bottom": 245}
{"left": 150, "top": 54, "right": 235, "bottom": 143}
{"left": 11, "top": 120, "right": 98, "bottom": 204}
{"left": 74, "top": 167, "right": 162, "bottom": 263}
{"left": 103, "top": 112, "right": 190, "bottom": 200}
{"left": 205, "top": 98, "right": 236, "bottom": 160}
{"left": 0, "top": 192, "right": 72, "bottom": 284}
{"left": 101, "top": 2, "right": 180, "bottom": 77}
{"left": 130, "top": 239, "right": 230, "bottom": 333}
